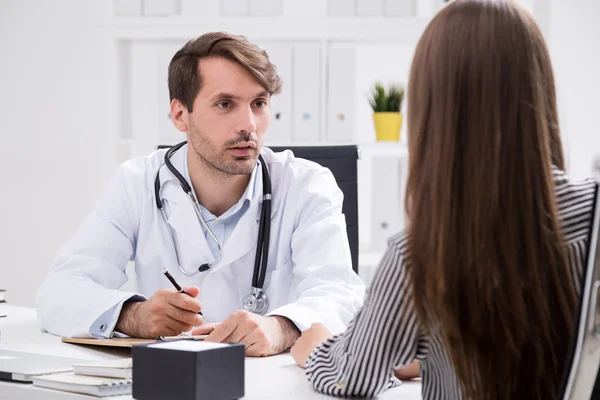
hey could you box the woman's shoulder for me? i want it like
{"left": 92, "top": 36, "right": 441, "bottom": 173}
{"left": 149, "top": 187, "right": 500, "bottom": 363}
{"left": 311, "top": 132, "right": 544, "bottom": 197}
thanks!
{"left": 552, "top": 167, "right": 597, "bottom": 242}
{"left": 375, "top": 231, "right": 411, "bottom": 280}
{"left": 552, "top": 167, "right": 596, "bottom": 195}
{"left": 387, "top": 231, "right": 410, "bottom": 258}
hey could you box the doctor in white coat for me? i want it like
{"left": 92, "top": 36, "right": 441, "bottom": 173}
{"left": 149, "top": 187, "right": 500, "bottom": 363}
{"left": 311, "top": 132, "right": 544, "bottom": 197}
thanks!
{"left": 36, "top": 32, "right": 365, "bottom": 357}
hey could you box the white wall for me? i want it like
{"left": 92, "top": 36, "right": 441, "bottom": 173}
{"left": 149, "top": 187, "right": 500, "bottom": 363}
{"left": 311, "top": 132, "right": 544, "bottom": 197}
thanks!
{"left": 0, "top": 0, "right": 116, "bottom": 307}
{"left": 549, "top": 0, "right": 600, "bottom": 180}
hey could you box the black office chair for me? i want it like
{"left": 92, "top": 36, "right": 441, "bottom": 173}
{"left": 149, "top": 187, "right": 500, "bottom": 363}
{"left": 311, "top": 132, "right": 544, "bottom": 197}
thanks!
{"left": 268, "top": 145, "right": 360, "bottom": 274}
{"left": 560, "top": 181, "right": 600, "bottom": 399}
{"left": 157, "top": 144, "right": 361, "bottom": 274}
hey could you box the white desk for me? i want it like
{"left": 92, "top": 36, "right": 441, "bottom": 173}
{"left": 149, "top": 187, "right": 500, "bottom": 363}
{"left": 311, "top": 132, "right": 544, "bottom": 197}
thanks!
{"left": 0, "top": 305, "right": 422, "bottom": 399}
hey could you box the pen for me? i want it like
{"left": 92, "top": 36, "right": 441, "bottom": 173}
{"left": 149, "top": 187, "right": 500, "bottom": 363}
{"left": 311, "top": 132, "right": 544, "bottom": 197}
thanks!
{"left": 162, "top": 268, "right": 203, "bottom": 316}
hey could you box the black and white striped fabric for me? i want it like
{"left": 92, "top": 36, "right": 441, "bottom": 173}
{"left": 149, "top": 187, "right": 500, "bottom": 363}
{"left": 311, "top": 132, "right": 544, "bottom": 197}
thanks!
{"left": 305, "top": 168, "right": 597, "bottom": 399}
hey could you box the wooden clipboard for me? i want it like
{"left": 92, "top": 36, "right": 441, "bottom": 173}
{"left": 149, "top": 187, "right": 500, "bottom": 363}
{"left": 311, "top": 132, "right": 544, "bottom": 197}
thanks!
{"left": 62, "top": 335, "right": 207, "bottom": 348}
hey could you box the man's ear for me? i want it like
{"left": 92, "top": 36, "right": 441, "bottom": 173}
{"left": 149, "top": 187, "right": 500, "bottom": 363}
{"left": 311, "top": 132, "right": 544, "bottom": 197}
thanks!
{"left": 170, "top": 99, "right": 188, "bottom": 133}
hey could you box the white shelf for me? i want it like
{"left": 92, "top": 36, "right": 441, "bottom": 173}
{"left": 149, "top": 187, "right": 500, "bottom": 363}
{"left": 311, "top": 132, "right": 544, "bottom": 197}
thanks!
{"left": 109, "top": 16, "right": 429, "bottom": 42}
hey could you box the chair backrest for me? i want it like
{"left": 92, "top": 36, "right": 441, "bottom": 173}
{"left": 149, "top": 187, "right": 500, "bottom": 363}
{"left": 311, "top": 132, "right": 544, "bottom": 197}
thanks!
{"left": 561, "top": 180, "right": 600, "bottom": 400}
{"left": 157, "top": 143, "right": 361, "bottom": 274}
{"left": 268, "top": 145, "right": 360, "bottom": 274}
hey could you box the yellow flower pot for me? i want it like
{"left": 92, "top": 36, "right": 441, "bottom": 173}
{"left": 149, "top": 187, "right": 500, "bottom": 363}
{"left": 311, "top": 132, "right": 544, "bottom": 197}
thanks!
{"left": 373, "top": 112, "right": 403, "bottom": 142}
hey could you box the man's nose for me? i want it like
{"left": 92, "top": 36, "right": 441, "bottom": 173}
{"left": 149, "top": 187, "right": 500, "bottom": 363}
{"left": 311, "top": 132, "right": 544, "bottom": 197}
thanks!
{"left": 236, "top": 106, "right": 257, "bottom": 134}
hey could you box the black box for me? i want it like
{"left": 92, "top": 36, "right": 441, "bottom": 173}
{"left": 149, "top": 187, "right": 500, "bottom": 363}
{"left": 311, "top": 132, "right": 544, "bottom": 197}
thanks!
{"left": 132, "top": 340, "right": 245, "bottom": 400}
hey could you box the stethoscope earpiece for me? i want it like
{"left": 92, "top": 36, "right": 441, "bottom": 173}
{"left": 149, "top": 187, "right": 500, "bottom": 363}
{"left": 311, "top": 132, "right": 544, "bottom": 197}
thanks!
{"left": 155, "top": 141, "right": 272, "bottom": 315}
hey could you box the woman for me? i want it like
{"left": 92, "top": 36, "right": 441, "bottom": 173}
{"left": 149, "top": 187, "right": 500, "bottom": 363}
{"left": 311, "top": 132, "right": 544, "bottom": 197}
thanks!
{"left": 290, "top": 0, "right": 597, "bottom": 399}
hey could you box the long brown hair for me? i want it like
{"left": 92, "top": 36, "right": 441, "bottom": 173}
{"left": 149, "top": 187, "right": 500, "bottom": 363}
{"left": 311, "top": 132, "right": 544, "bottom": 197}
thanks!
{"left": 405, "top": 1, "right": 575, "bottom": 399}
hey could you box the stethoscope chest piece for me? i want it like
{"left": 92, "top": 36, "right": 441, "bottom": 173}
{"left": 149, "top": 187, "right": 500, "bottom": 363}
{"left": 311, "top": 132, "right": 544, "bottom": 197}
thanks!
{"left": 243, "top": 287, "right": 269, "bottom": 315}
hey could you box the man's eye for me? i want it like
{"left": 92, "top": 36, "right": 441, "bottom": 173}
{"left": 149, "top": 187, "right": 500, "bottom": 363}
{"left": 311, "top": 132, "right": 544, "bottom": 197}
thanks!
{"left": 255, "top": 100, "right": 266, "bottom": 108}
{"left": 217, "top": 102, "right": 230, "bottom": 109}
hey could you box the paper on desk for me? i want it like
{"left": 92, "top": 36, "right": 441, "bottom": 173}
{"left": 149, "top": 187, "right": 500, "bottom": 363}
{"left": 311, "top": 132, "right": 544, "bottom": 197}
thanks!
{"left": 148, "top": 340, "right": 228, "bottom": 351}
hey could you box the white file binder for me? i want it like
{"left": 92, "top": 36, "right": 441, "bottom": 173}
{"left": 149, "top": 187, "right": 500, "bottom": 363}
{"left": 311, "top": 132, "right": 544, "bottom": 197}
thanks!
{"left": 327, "top": 0, "right": 356, "bottom": 17}
{"left": 292, "top": 43, "right": 321, "bottom": 142}
{"left": 248, "top": 0, "right": 282, "bottom": 16}
{"left": 143, "top": 0, "right": 179, "bottom": 16}
{"left": 356, "top": 0, "right": 384, "bottom": 16}
{"left": 260, "top": 42, "right": 293, "bottom": 143}
{"left": 220, "top": 0, "right": 249, "bottom": 16}
{"left": 114, "top": 0, "right": 142, "bottom": 16}
{"left": 326, "top": 44, "right": 356, "bottom": 142}
{"left": 384, "top": 0, "right": 415, "bottom": 17}
{"left": 157, "top": 43, "right": 187, "bottom": 144}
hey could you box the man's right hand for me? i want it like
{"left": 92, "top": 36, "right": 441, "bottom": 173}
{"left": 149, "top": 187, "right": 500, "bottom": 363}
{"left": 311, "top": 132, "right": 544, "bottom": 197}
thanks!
{"left": 115, "top": 286, "right": 203, "bottom": 338}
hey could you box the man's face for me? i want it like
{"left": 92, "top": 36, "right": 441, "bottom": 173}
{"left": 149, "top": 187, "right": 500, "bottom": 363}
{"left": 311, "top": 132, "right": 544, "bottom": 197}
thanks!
{"left": 176, "top": 57, "right": 271, "bottom": 176}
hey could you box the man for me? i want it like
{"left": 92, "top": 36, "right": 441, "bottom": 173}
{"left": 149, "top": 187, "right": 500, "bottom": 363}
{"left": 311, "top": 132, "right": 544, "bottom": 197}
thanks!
{"left": 36, "top": 32, "right": 365, "bottom": 356}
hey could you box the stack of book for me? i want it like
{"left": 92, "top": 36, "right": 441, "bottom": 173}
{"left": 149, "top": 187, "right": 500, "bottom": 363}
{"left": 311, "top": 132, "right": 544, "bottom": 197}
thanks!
{"left": 32, "top": 358, "right": 132, "bottom": 397}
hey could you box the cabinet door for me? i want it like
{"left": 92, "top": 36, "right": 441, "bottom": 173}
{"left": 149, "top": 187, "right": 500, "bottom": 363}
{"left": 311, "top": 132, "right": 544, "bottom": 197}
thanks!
{"left": 327, "top": 0, "right": 355, "bottom": 17}
{"left": 384, "top": 0, "right": 415, "bottom": 17}
{"left": 282, "top": 0, "right": 326, "bottom": 16}
{"left": 356, "top": 0, "right": 383, "bottom": 16}
{"left": 248, "top": 0, "right": 282, "bottom": 16}
{"left": 143, "top": 0, "right": 179, "bottom": 16}
{"left": 220, "top": 0, "right": 249, "bottom": 16}
{"left": 114, "top": 0, "right": 142, "bottom": 16}
{"left": 370, "top": 156, "right": 403, "bottom": 249}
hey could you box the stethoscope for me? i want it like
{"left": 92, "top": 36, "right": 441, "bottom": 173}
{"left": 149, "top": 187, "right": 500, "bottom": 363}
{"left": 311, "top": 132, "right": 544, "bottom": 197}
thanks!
{"left": 154, "top": 140, "right": 272, "bottom": 315}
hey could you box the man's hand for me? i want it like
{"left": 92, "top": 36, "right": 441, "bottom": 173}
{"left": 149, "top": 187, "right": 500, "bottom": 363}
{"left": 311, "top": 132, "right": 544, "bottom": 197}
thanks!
{"left": 290, "top": 322, "right": 332, "bottom": 368}
{"left": 115, "top": 286, "right": 203, "bottom": 338}
{"left": 191, "top": 310, "right": 300, "bottom": 357}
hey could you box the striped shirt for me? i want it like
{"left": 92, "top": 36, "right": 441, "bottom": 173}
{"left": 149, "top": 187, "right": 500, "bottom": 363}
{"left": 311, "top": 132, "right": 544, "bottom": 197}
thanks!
{"left": 306, "top": 168, "right": 597, "bottom": 399}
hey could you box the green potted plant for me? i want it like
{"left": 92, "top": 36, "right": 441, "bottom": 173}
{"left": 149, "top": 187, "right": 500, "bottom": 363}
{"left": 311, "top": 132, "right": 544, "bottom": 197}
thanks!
{"left": 368, "top": 82, "right": 405, "bottom": 141}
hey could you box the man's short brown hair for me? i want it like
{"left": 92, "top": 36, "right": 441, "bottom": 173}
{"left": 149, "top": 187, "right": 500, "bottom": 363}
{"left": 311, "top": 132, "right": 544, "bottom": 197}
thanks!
{"left": 168, "top": 32, "right": 282, "bottom": 112}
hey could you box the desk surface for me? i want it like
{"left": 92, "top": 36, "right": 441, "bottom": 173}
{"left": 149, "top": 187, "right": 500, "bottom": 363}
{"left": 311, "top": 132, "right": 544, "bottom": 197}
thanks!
{"left": 0, "top": 305, "right": 422, "bottom": 399}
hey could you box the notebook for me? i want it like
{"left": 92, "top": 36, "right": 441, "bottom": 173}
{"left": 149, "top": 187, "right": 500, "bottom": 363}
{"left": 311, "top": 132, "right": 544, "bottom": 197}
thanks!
{"left": 0, "top": 350, "right": 90, "bottom": 382}
{"left": 62, "top": 334, "right": 207, "bottom": 348}
{"left": 33, "top": 372, "right": 132, "bottom": 397}
{"left": 73, "top": 358, "right": 132, "bottom": 379}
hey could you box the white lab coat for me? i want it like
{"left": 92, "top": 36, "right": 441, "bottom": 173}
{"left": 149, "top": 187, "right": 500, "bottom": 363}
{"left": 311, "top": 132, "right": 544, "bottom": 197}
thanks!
{"left": 36, "top": 146, "right": 365, "bottom": 338}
